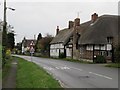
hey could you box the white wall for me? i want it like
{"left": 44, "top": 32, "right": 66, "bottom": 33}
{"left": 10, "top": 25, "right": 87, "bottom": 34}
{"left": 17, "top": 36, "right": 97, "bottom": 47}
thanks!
{"left": 50, "top": 43, "right": 64, "bottom": 57}
{"left": 107, "top": 44, "right": 112, "bottom": 50}
{"left": 86, "top": 45, "right": 93, "bottom": 51}
{"left": 86, "top": 44, "right": 111, "bottom": 51}
{"left": 66, "top": 48, "right": 72, "bottom": 57}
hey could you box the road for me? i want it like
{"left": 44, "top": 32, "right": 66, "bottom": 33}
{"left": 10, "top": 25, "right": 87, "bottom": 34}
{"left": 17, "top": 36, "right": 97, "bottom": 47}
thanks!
{"left": 15, "top": 55, "right": 118, "bottom": 88}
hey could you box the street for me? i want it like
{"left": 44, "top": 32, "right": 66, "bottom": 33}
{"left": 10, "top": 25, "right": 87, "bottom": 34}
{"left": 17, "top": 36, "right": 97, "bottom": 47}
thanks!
{"left": 15, "top": 55, "right": 118, "bottom": 88}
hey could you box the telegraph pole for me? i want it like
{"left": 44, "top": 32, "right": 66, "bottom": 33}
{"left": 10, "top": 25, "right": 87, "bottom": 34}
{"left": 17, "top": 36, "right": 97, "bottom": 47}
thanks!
{"left": 2, "top": 0, "right": 7, "bottom": 66}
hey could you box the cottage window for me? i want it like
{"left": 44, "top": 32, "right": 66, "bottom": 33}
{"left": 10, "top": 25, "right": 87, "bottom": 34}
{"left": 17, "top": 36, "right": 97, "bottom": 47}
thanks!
{"left": 86, "top": 45, "right": 93, "bottom": 51}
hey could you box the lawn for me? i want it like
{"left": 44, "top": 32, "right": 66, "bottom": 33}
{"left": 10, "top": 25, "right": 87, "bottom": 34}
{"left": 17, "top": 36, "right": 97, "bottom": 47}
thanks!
{"left": 0, "top": 45, "right": 2, "bottom": 80}
{"left": 16, "top": 56, "right": 62, "bottom": 88}
{"left": 0, "top": 44, "right": 2, "bottom": 66}
{"left": 105, "top": 63, "right": 120, "bottom": 68}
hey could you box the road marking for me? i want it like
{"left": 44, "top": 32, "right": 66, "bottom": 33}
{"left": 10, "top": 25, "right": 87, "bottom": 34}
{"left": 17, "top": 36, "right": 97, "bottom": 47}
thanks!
{"left": 89, "top": 72, "right": 112, "bottom": 80}
{"left": 43, "top": 66, "right": 70, "bottom": 71}
{"left": 60, "top": 66, "right": 70, "bottom": 70}
{"left": 70, "top": 67, "right": 83, "bottom": 71}
{"left": 43, "top": 67, "right": 55, "bottom": 70}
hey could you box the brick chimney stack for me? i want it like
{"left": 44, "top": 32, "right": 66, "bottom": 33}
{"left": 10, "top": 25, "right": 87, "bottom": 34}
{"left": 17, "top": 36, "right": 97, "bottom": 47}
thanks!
{"left": 74, "top": 18, "right": 80, "bottom": 27}
{"left": 68, "top": 21, "right": 74, "bottom": 29}
{"left": 56, "top": 26, "right": 59, "bottom": 35}
{"left": 91, "top": 13, "right": 98, "bottom": 22}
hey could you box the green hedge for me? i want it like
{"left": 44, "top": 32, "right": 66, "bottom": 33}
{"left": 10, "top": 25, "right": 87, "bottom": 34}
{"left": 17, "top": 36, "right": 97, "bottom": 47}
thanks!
{"left": 59, "top": 53, "right": 65, "bottom": 58}
{"left": 94, "top": 55, "right": 106, "bottom": 63}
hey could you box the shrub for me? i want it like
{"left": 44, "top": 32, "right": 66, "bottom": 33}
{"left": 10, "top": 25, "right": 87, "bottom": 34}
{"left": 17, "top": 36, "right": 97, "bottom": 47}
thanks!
{"left": 114, "top": 45, "right": 120, "bottom": 63}
{"left": 59, "top": 53, "right": 65, "bottom": 58}
{"left": 94, "top": 55, "right": 106, "bottom": 63}
{"left": 6, "top": 49, "right": 11, "bottom": 59}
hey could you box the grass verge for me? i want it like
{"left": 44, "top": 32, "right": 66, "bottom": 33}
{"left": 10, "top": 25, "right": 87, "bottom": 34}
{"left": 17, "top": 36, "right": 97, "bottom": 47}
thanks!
{"left": 15, "top": 56, "right": 62, "bottom": 88}
{"left": 105, "top": 63, "right": 120, "bottom": 68}
{"left": 2, "top": 57, "right": 13, "bottom": 79}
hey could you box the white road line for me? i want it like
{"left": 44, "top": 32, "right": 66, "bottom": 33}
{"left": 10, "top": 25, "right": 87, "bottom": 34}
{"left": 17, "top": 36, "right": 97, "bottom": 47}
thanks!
{"left": 70, "top": 67, "right": 83, "bottom": 71}
{"left": 89, "top": 72, "right": 112, "bottom": 80}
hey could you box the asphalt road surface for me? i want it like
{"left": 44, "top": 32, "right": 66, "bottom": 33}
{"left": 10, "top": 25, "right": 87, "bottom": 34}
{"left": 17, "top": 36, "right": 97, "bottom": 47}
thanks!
{"left": 15, "top": 55, "right": 119, "bottom": 89}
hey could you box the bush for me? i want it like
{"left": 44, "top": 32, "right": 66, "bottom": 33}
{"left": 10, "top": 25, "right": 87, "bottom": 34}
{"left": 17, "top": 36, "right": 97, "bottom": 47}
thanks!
{"left": 114, "top": 45, "right": 120, "bottom": 63}
{"left": 94, "top": 55, "right": 106, "bottom": 63}
{"left": 59, "top": 53, "right": 65, "bottom": 58}
{"left": 6, "top": 49, "right": 11, "bottom": 59}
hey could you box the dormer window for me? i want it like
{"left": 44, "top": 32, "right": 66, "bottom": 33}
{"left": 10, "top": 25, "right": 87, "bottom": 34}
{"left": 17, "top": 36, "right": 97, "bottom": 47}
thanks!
{"left": 107, "top": 37, "right": 113, "bottom": 44}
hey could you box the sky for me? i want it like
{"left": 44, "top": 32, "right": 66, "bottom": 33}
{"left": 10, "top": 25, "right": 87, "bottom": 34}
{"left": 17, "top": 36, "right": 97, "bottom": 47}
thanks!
{"left": 0, "top": 0, "right": 119, "bottom": 44}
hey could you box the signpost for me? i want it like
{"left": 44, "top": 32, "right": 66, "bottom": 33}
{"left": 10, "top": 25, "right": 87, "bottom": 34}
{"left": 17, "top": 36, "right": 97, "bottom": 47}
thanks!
{"left": 30, "top": 41, "right": 35, "bottom": 62}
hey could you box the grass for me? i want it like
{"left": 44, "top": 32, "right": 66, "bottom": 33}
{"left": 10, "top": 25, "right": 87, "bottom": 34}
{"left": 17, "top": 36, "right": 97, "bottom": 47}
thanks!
{"left": 105, "top": 63, "right": 120, "bottom": 68}
{"left": 2, "top": 57, "right": 13, "bottom": 79}
{"left": 15, "top": 56, "right": 62, "bottom": 88}
{"left": 0, "top": 45, "right": 2, "bottom": 81}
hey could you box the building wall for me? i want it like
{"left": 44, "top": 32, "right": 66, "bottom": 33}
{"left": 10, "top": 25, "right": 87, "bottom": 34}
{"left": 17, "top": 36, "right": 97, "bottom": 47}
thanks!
{"left": 50, "top": 43, "right": 64, "bottom": 57}
{"left": 66, "top": 46, "right": 72, "bottom": 58}
{"left": 79, "top": 44, "right": 112, "bottom": 62}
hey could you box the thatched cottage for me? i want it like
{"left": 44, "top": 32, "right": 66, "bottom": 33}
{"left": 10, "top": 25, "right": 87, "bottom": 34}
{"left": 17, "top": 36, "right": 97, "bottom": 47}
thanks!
{"left": 22, "top": 37, "right": 36, "bottom": 54}
{"left": 50, "top": 13, "right": 120, "bottom": 62}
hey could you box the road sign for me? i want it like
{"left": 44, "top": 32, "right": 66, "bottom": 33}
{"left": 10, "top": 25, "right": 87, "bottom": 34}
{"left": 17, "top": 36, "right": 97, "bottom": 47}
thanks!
{"left": 30, "top": 46, "right": 34, "bottom": 54}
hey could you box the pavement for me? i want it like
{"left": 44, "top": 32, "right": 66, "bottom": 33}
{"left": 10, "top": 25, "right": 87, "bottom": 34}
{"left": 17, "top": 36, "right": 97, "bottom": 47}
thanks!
{"left": 14, "top": 55, "right": 119, "bottom": 89}
{"left": 2, "top": 59, "right": 17, "bottom": 88}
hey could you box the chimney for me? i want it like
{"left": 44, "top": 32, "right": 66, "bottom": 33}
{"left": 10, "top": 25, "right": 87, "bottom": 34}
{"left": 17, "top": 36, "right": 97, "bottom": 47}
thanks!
{"left": 68, "top": 21, "right": 74, "bottom": 29}
{"left": 56, "top": 26, "right": 59, "bottom": 35}
{"left": 74, "top": 18, "right": 80, "bottom": 27}
{"left": 91, "top": 13, "right": 98, "bottom": 22}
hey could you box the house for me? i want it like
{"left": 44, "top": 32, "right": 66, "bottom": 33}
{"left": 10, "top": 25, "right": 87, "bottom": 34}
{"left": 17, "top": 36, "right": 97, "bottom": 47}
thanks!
{"left": 77, "top": 14, "right": 120, "bottom": 62}
{"left": 50, "top": 13, "right": 120, "bottom": 62}
{"left": 50, "top": 23, "right": 75, "bottom": 58}
{"left": 21, "top": 37, "right": 36, "bottom": 54}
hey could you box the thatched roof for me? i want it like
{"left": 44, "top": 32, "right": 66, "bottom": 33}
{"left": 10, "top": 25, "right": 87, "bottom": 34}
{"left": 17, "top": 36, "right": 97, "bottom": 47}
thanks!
{"left": 50, "top": 28, "right": 74, "bottom": 45}
{"left": 78, "top": 15, "right": 120, "bottom": 45}
{"left": 50, "top": 15, "right": 120, "bottom": 46}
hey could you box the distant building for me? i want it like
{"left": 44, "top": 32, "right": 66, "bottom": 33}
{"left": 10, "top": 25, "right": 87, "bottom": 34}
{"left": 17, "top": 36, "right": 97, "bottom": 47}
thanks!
{"left": 50, "top": 13, "right": 120, "bottom": 62}
{"left": 21, "top": 37, "right": 36, "bottom": 54}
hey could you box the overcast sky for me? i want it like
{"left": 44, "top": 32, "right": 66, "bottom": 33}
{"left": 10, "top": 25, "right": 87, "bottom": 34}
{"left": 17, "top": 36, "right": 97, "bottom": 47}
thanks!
{"left": 0, "top": 0, "right": 119, "bottom": 44}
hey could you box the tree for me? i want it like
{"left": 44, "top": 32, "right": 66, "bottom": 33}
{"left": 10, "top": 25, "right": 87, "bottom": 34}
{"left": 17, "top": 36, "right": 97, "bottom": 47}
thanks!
{"left": 7, "top": 32, "right": 15, "bottom": 50}
{"left": 39, "top": 33, "right": 53, "bottom": 56}
{"left": 35, "top": 33, "right": 42, "bottom": 52}
{"left": 2, "top": 22, "right": 7, "bottom": 67}
{"left": 114, "top": 45, "right": 120, "bottom": 63}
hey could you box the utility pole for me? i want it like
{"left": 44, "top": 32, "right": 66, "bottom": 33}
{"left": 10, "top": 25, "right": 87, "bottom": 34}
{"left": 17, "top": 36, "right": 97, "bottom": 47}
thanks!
{"left": 2, "top": 0, "right": 7, "bottom": 66}
{"left": 2, "top": 0, "right": 15, "bottom": 67}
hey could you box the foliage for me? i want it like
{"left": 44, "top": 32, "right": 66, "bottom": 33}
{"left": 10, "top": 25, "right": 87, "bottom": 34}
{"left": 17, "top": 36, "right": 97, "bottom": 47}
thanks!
{"left": 15, "top": 42, "right": 22, "bottom": 51}
{"left": 2, "top": 57, "right": 13, "bottom": 79}
{"left": 37, "top": 33, "right": 53, "bottom": 56}
{"left": 105, "top": 63, "right": 120, "bottom": 68}
{"left": 35, "top": 33, "right": 42, "bottom": 52}
{"left": 94, "top": 55, "right": 106, "bottom": 63}
{"left": 6, "top": 49, "right": 11, "bottom": 59}
{"left": 59, "top": 53, "right": 65, "bottom": 58}
{"left": 7, "top": 32, "right": 15, "bottom": 50}
{"left": 114, "top": 45, "right": 120, "bottom": 63}
{"left": 0, "top": 45, "right": 2, "bottom": 68}
{"left": 16, "top": 57, "right": 61, "bottom": 88}
{"left": 2, "top": 24, "right": 7, "bottom": 67}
